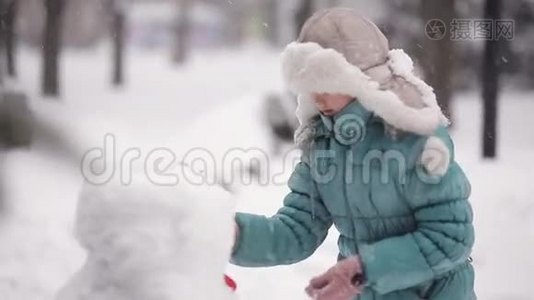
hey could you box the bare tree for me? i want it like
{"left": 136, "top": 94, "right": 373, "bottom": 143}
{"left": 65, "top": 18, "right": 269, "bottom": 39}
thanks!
{"left": 314, "top": 0, "right": 339, "bottom": 10}
{"left": 0, "top": 0, "right": 9, "bottom": 84}
{"left": 42, "top": 0, "right": 65, "bottom": 97}
{"left": 262, "top": 0, "right": 280, "bottom": 46}
{"left": 420, "top": 0, "right": 456, "bottom": 121}
{"left": 3, "top": 0, "right": 17, "bottom": 77}
{"left": 295, "top": 0, "right": 313, "bottom": 36}
{"left": 327, "top": 0, "right": 340, "bottom": 6}
{"left": 481, "top": 0, "right": 504, "bottom": 159}
{"left": 0, "top": 0, "right": 17, "bottom": 78}
{"left": 0, "top": 0, "right": 5, "bottom": 213}
{"left": 0, "top": 51, "right": 3, "bottom": 86}
{"left": 225, "top": 4, "right": 245, "bottom": 46}
{"left": 172, "top": 0, "right": 191, "bottom": 64}
{"left": 110, "top": 0, "right": 126, "bottom": 86}
{"left": 0, "top": 1, "right": 5, "bottom": 86}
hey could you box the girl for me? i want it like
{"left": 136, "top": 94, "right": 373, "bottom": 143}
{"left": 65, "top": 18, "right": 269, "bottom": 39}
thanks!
{"left": 231, "top": 8, "right": 475, "bottom": 300}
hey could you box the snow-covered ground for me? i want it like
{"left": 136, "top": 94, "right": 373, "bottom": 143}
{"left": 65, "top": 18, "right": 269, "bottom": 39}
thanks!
{"left": 1, "top": 44, "right": 533, "bottom": 300}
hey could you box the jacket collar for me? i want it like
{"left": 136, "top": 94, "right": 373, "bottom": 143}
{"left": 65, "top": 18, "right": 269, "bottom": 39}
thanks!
{"left": 316, "top": 100, "right": 374, "bottom": 145}
{"left": 319, "top": 100, "right": 373, "bottom": 131}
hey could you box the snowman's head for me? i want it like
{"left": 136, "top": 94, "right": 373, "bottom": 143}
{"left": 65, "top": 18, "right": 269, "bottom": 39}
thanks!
{"left": 75, "top": 179, "right": 236, "bottom": 299}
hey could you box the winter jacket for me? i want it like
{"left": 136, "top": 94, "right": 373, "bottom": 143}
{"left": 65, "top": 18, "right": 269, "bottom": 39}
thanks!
{"left": 231, "top": 101, "right": 475, "bottom": 300}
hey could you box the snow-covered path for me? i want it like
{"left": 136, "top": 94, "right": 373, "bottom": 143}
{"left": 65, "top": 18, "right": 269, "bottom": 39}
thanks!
{"left": 1, "top": 45, "right": 533, "bottom": 299}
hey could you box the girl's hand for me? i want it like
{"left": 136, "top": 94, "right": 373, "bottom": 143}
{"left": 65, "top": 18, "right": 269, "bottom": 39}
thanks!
{"left": 305, "top": 256, "right": 364, "bottom": 300}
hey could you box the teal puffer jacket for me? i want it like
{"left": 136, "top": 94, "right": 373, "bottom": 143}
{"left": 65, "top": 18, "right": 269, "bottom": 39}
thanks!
{"left": 231, "top": 101, "right": 476, "bottom": 300}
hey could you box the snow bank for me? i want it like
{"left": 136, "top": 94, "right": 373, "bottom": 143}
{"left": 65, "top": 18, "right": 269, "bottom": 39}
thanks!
{"left": 56, "top": 177, "right": 236, "bottom": 300}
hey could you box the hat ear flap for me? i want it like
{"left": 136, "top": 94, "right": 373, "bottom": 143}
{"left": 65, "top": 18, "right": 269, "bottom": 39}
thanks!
{"left": 294, "top": 94, "right": 320, "bottom": 146}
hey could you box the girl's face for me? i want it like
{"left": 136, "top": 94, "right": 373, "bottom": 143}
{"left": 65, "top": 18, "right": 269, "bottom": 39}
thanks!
{"left": 312, "top": 93, "right": 354, "bottom": 116}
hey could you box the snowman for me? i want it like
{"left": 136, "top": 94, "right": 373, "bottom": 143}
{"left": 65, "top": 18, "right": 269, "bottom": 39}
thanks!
{"left": 56, "top": 177, "right": 237, "bottom": 300}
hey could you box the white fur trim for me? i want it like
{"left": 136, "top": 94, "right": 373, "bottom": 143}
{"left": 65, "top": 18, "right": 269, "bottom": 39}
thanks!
{"left": 294, "top": 94, "right": 320, "bottom": 145}
{"left": 420, "top": 136, "right": 450, "bottom": 176}
{"left": 282, "top": 42, "right": 448, "bottom": 137}
{"left": 388, "top": 49, "right": 449, "bottom": 126}
{"left": 387, "top": 49, "right": 415, "bottom": 75}
{"left": 296, "top": 94, "right": 320, "bottom": 127}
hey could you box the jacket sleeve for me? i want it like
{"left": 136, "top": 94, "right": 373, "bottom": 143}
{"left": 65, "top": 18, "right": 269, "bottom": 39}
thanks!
{"left": 230, "top": 160, "right": 333, "bottom": 267}
{"left": 359, "top": 136, "right": 475, "bottom": 295}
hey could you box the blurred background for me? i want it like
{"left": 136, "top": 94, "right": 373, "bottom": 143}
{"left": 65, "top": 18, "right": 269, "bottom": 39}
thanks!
{"left": 0, "top": 0, "right": 533, "bottom": 299}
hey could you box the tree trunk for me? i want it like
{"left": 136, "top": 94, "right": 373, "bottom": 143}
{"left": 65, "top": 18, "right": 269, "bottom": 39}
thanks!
{"left": 295, "top": 0, "right": 313, "bottom": 37}
{"left": 42, "top": 0, "right": 64, "bottom": 97}
{"left": 0, "top": 0, "right": 5, "bottom": 215}
{"left": 4, "top": 0, "right": 17, "bottom": 77}
{"left": 172, "top": 0, "right": 191, "bottom": 64}
{"left": 262, "top": 0, "right": 279, "bottom": 46}
{"left": 481, "top": 0, "right": 503, "bottom": 159}
{"left": 0, "top": 0, "right": 7, "bottom": 84}
{"left": 111, "top": 2, "right": 125, "bottom": 86}
{"left": 314, "top": 0, "right": 338, "bottom": 10}
{"left": 0, "top": 44, "right": 3, "bottom": 86}
{"left": 327, "top": 0, "right": 340, "bottom": 7}
{"left": 0, "top": 146, "right": 4, "bottom": 214}
{"left": 420, "top": 0, "right": 456, "bottom": 121}
{"left": 0, "top": 26, "right": 4, "bottom": 86}
{"left": 225, "top": 3, "right": 245, "bottom": 46}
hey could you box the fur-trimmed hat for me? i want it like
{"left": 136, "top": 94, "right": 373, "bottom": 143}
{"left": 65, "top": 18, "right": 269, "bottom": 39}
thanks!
{"left": 281, "top": 8, "right": 451, "bottom": 175}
